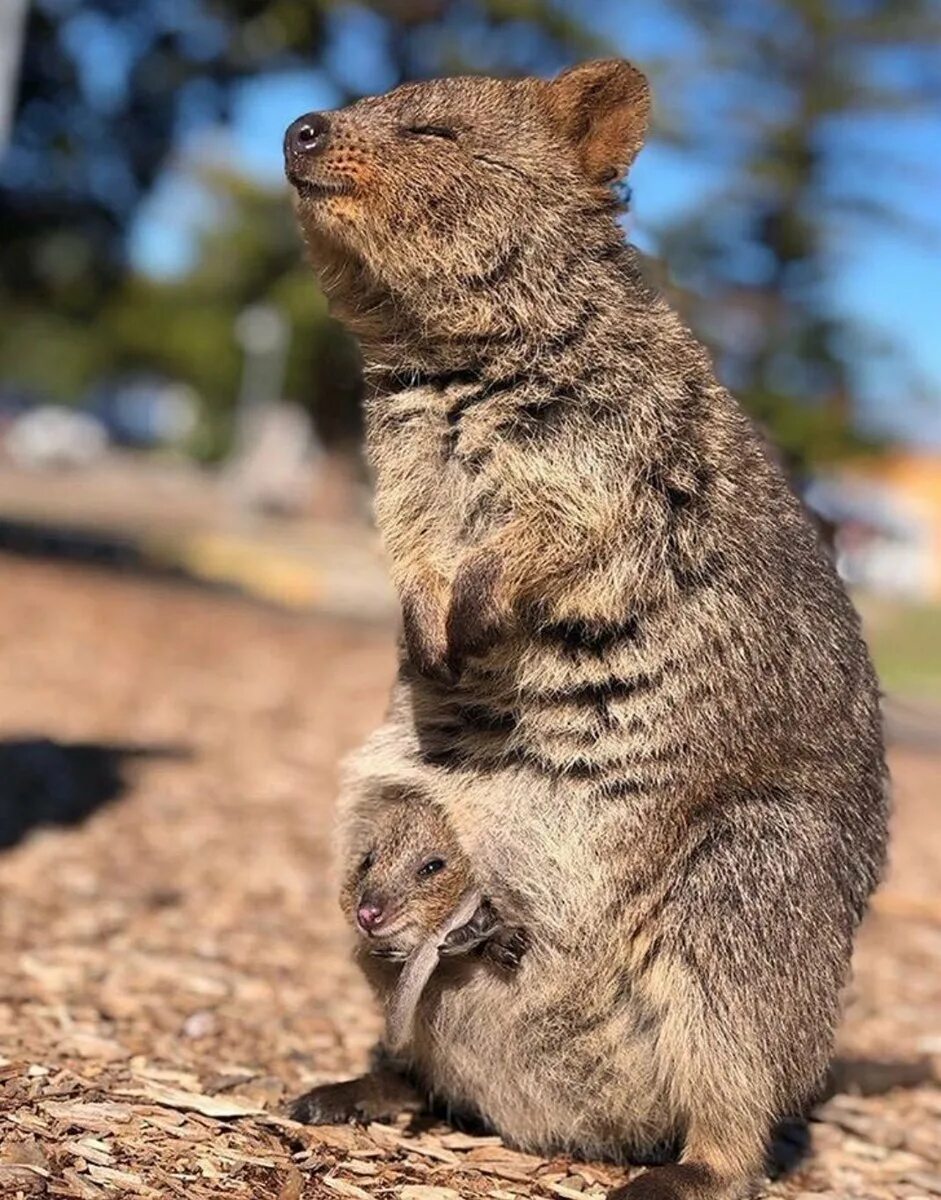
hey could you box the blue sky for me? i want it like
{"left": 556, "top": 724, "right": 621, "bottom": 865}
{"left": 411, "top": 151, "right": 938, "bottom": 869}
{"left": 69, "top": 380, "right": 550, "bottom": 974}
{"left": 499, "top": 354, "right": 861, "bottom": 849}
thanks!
{"left": 129, "top": 1, "right": 941, "bottom": 447}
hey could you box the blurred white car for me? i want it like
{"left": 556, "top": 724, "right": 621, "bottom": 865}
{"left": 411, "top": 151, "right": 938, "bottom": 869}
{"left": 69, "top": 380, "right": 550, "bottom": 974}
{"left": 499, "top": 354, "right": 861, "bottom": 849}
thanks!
{"left": 5, "top": 406, "right": 109, "bottom": 469}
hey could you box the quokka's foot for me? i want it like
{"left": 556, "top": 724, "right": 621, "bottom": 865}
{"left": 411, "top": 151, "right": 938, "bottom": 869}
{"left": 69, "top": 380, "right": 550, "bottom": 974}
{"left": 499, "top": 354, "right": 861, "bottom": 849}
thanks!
{"left": 369, "top": 944, "right": 410, "bottom": 961}
{"left": 289, "top": 1071, "right": 422, "bottom": 1126}
{"left": 440, "top": 900, "right": 530, "bottom": 971}
{"left": 609, "top": 1163, "right": 738, "bottom": 1200}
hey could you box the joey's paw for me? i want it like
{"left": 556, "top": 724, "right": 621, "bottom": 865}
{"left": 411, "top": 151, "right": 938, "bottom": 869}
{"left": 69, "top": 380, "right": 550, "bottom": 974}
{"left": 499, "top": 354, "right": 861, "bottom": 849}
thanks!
{"left": 485, "top": 926, "right": 530, "bottom": 971}
{"left": 439, "top": 897, "right": 501, "bottom": 957}
{"left": 370, "top": 945, "right": 409, "bottom": 962}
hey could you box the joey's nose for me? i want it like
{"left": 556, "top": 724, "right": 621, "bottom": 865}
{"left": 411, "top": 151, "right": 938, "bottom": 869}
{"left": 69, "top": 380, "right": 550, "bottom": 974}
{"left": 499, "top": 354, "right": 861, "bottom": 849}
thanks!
{"left": 357, "top": 901, "right": 385, "bottom": 933}
{"left": 284, "top": 112, "right": 330, "bottom": 160}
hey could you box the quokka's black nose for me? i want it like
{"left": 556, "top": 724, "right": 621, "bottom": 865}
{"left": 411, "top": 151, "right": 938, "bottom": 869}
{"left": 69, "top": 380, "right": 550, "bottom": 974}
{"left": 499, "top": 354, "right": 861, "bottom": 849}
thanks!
{"left": 284, "top": 112, "right": 330, "bottom": 160}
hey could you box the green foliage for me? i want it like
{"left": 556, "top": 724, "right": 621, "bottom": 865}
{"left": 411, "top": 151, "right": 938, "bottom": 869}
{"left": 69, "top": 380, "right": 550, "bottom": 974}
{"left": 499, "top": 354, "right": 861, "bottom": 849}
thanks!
{"left": 862, "top": 600, "right": 941, "bottom": 698}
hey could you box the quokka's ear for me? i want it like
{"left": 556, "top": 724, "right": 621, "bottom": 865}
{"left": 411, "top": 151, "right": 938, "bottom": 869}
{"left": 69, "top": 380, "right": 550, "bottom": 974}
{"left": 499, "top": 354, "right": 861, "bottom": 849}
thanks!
{"left": 546, "top": 58, "right": 650, "bottom": 184}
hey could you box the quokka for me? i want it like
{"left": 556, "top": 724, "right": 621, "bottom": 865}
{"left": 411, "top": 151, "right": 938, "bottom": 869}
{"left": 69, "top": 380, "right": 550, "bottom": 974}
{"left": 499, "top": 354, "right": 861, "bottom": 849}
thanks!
{"left": 284, "top": 58, "right": 888, "bottom": 1200}
{"left": 339, "top": 793, "right": 528, "bottom": 1054}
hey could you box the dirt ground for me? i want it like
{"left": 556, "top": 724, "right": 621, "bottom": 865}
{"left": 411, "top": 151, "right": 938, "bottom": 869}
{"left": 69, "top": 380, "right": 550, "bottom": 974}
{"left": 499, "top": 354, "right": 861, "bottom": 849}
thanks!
{"left": 0, "top": 558, "right": 938, "bottom": 1200}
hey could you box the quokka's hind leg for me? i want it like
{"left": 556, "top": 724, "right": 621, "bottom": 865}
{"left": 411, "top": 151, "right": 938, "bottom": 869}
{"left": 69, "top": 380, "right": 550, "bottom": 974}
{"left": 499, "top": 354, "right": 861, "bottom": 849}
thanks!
{"left": 609, "top": 1164, "right": 742, "bottom": 1200}
{"left": 290, "top": 1070, "right": 422, "bottom": 1125}
{"left": 609, "top": 1117, "right": 766, "bottom": 1200}
{"left": 609, "top": 789, "right": 852, "bottom": 1200}
{"left": 607, "top": 1099, "right": 768, "bottom": 1195}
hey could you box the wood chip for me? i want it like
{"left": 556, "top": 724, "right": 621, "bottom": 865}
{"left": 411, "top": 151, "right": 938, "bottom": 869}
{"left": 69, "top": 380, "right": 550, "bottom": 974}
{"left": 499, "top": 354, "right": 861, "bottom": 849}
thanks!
{"left": 58, "top": 1167, "right": 106, "bottom": 1199}
{"left": 0, "top": 1137, "right": 51, "bottom": 1171}
{"left": 0, "top": 1164, "right": 47, "bottom": 1196}
{"left": 464, "top": 1147, "right": 544, "bottom": 1172}
{"left": 120, "top": 1081, "right": 264, "bottom": 1118}
{"left": 543, "top": 1184, "right": 590, "bottom": 1200}
{"left": 340, "top": 1159, "right": 379, "bottom": 1176}
{"left": 399, "top": 1141, "right": 461, "bottom": 1165}
{"left": 61, "top": 1139, "right": 114, "bottom": 1167}
{"left": 471, "top": 1163, "right": 542, "bottom": 1184}
{"left": 439, "top": 1132, "right": 504, "bottom": 1150}
{"left": 278, "top": 1164, "right": 305, "bottom": 1200}
{"left": 87, "top": 1164, "right": 157, "bottom": 1195}
{"left": 42, "top": 1100, "right": 133, "bottom": 1132}
{"left": 322, "top": 1177, "right": 374, "bottom": 1199}
{"left": 902, "top": 1171, "right": 941, "bottom": 1196}
{"left": 398, "top": 1188, "right": 462, "bottom": 1200}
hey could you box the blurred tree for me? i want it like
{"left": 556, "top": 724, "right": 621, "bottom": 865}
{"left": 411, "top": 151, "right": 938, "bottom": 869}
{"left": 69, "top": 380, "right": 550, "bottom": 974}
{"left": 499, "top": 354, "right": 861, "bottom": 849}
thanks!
{"left": 0, "top": 0, "right": 596, "bottom": 310}
{"left": 644, "top": 0, "right": 941, "bottom": 472}
{"left": 0, "top": 0, "right": 598, "bottom": 450}
{"left": 3, "top": 0, "right": 939, "bottom": 469}
{"left": 99, "top": 166, "right": 351, "bottom": 459}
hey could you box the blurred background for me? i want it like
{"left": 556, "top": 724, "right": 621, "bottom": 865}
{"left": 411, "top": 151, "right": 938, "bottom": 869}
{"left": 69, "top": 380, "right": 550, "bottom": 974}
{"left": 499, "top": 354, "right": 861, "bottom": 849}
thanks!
{"left": 1, "top": 0, "right": 940, "bottom": 693}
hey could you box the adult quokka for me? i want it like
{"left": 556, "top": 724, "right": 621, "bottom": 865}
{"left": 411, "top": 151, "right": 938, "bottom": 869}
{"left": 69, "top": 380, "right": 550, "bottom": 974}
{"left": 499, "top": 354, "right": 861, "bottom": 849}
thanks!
{"left": 284, "top": 59, "right": 888, "bottom": 1200}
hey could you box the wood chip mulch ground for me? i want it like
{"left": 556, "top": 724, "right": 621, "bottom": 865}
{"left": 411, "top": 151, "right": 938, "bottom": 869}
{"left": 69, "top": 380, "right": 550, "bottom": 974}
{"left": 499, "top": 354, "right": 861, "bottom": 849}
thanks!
{"left": 0, "top": 557, "right": 939, "bottom": 1200}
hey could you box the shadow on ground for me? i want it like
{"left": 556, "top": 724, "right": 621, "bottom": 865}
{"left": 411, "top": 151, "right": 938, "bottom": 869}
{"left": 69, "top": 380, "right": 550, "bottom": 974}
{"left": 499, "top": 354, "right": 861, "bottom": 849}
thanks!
{"left": 0, "top": 737, "right": 190, "bottom": 849}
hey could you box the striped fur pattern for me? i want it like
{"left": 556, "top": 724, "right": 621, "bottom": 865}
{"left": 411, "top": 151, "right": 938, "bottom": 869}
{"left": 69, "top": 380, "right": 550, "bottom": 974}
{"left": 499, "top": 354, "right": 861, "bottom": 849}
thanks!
{"left": 286, "top": 60, "right": 888, "bottom": 1200}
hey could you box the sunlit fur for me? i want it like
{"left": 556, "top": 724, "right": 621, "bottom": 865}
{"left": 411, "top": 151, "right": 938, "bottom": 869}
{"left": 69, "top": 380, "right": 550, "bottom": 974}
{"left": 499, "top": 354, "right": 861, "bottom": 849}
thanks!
{"left": 290, "top": 60, "right": 888, "bottom": 1200}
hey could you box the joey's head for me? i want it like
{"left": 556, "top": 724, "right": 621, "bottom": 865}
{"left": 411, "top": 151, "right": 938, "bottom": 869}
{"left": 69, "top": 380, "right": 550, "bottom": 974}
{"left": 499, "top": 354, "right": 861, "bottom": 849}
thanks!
{"left": 284, "top": 60, "right": 650, "bottom": 361}
{"left": 341, "top": 799, "right": 471, "bottom": 958}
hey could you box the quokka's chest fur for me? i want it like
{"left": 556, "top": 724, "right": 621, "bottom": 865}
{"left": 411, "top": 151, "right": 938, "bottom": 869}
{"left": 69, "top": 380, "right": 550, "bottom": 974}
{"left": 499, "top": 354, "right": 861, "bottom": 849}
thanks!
{"left": 367, "top": 348, "right": 858, "bottom": 784}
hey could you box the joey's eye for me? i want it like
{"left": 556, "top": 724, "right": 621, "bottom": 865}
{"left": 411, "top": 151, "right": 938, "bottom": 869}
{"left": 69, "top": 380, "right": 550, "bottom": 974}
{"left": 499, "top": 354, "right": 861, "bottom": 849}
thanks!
{"left": 405, "top": 124, "right": 458, "bottom": 141}
{"left": 360, "top": 851, "right": 375, "bottom": 874}
{"left": 417, "top": 858, "right": 446, "bottom": 878}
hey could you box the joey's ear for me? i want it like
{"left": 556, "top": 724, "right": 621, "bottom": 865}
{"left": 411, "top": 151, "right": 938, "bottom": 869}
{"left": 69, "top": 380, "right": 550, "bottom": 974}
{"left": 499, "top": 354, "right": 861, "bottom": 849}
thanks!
{"left": 545, "top": 58, "right": 650, "bottom": 184}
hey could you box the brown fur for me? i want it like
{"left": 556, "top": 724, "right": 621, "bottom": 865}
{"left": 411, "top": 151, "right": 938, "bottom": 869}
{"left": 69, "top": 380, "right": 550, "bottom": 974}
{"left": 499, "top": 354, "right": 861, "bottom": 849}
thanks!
{"left": 335, "top": 794, "right": 527, "bottom": 1059}
{"left": 340, "top": 795, "right": 470, "bottom": 960}
{"left": 286, "top": 59, "right": 888, "bottom": 1200}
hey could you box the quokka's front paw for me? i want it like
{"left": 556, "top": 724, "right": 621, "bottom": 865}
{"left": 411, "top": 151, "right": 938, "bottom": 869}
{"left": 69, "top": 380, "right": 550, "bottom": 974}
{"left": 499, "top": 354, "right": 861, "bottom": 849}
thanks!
{"left": 439, "top": 899, "right": 528, "bottom": 971}
{"left": 445, "top": 549, "right": 505, "bottom": 674}
{"left": 484, "top": 925, "right": 530, "bottom": 971}
{"left": 290, "top": 1080, "right": 369, "bottom": 1125}
{"left": 401, "top": 575, "right": 457, "bottom": 684}
{"left": 370, "top": 945, "right": 409, "bottom": 961}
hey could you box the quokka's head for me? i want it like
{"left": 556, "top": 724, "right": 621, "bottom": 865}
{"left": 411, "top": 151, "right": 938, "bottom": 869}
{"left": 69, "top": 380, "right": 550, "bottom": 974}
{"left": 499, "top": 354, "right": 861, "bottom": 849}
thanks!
{"left": 284, "top": 60, "right": 649, "bottom": 351}
{"left": 340, "top": 799, "right": 472, "bottom": 958}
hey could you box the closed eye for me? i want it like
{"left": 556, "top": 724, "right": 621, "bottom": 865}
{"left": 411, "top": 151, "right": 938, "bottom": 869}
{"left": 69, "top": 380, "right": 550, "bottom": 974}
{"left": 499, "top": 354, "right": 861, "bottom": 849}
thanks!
{"left": 405, "top": 124, "right": 458, "bottom": 141}
{"left": 417, "top": 858, "right": 447, "bottom": 878}
{"left": 471, "top": 152, "right": 532, "bottom": 185}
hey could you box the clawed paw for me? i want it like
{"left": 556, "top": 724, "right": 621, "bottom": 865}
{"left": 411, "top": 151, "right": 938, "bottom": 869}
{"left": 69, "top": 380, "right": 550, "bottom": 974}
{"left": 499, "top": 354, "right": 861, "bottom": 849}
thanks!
{"left": 438, "top": 900, "right": 530, "bottom": 972}
{"left": 486, "top": 926, "right": 530, "bottom": 971}
{"left": 370, "top": 945, "right": 409, "bottom": 961}
{"left": 439, "top": 897, "right": 501, "bottom": 957}
{"left": 289, "top": 1073, "right": 422, "bottom": 1127}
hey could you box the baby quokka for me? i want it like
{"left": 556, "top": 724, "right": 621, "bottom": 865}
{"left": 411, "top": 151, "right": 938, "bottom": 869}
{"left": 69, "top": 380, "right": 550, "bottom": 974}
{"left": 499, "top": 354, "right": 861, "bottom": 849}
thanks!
{"left": 342, "top": 797, "right": 528, "bottom": 1051}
